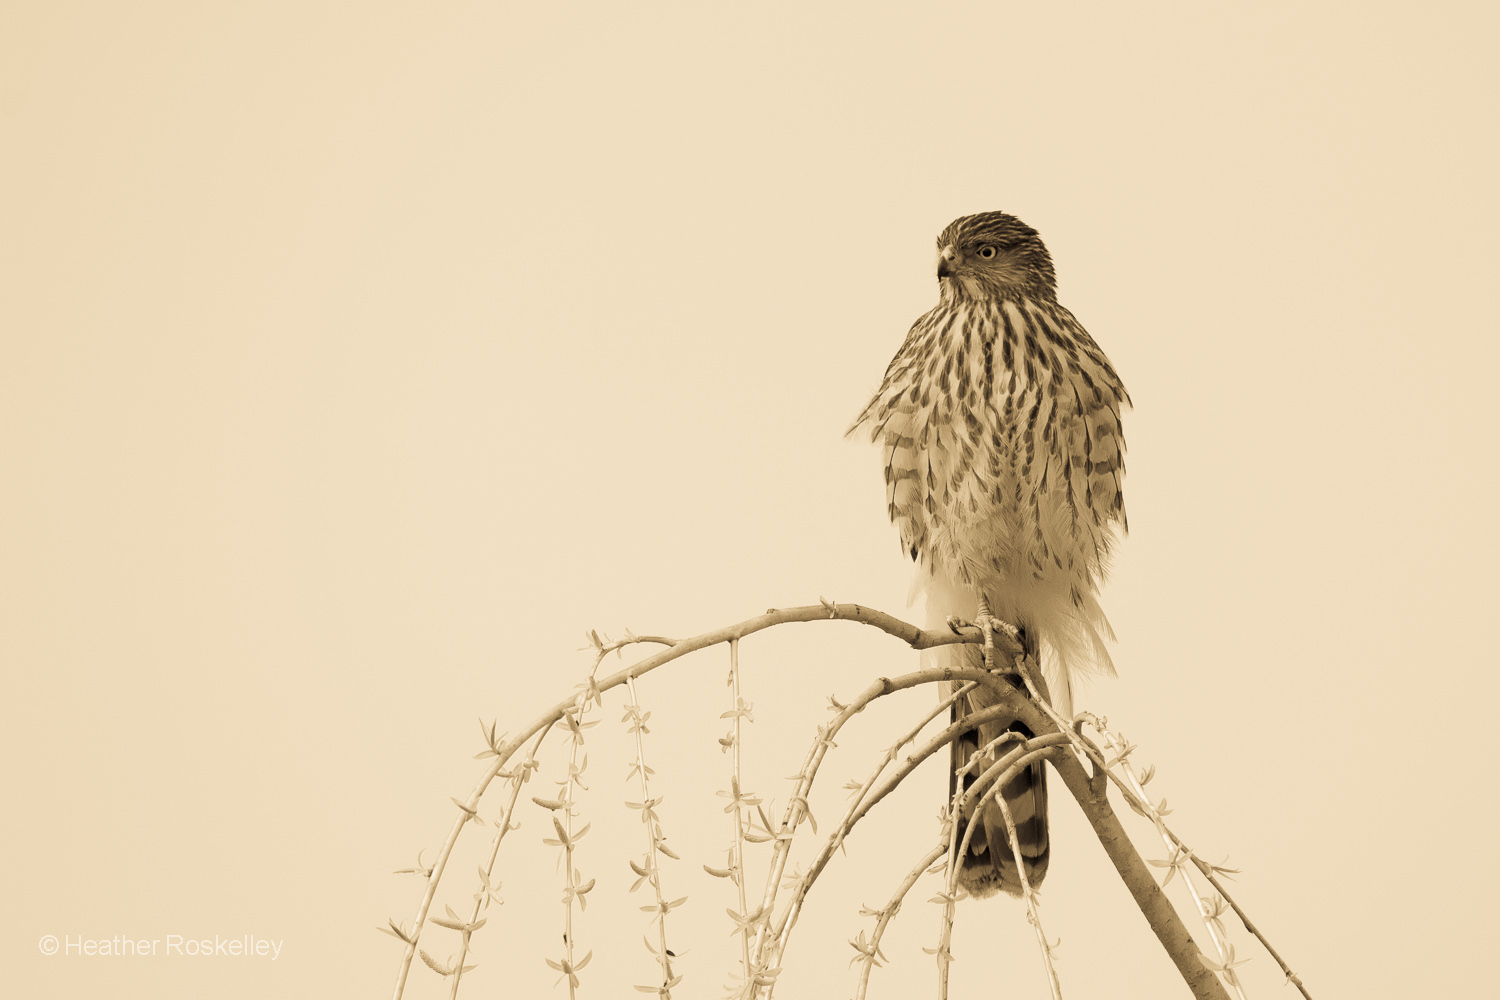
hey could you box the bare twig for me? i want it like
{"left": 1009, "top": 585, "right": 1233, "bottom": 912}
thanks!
{"left": 993, "top": 754, "right": 1065, "bottom": 1000}
{"left": 546, "top": 705, "right": 596, "bottom": 1000}
{"left": 944, "top": 737, "right": 1071, "bottom": 997}
{"left": 750, "top": 622, "right": 1023, "bottom": 970}
{"left": 1090, "top": 724, "right": 1248, "bottom": 999}
{"left": 624, "top": 675, "right": 684, "bottom": 996}
{"left": 1189, "top": 856, "right": 1313, "bottom": 1000}
{"left": 444, "top": 724, "right": 551, "bottom": 998}
{"left": 852, "top": 841, "right": 948, "bottom": 999}
{"left": 761, "top": 677, "right": 1031, "bottom": 976}
{"left": 724, "top": 638, "right": 755, "bottom": 978}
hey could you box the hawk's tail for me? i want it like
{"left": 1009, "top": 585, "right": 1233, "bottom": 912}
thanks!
{"left": 947, "top": 637, "right": 1050, "bottom": 899}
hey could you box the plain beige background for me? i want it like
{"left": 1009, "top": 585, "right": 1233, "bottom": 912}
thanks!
{"left": 3, "top": 2, "right": 1496, "bottom": 998}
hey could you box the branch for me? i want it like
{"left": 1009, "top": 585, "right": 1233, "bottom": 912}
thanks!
{"left": 766, "top": 697, "right": 1030, "bottom": 968}
{"left": 1050, "top": 752, "right": 1232, "bottom": 1000}
{"left": 389, "top": 603, "right": 1008, "bottom": 1000}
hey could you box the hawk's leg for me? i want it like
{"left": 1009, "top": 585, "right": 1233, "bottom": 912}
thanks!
{"left": 970, "top": 599, "right": 1056, "bottom": 712}
{"left": 972, "top": 596, "right": 1021, "bottom": 673}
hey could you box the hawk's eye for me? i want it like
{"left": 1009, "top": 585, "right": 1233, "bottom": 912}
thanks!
{"left": 977, "top": 245, "right": 997, "bottom": 259}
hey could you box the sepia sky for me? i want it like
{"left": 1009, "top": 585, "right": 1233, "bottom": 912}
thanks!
{"left": 3, "top": 3, "right": 1496, "bottom": 998}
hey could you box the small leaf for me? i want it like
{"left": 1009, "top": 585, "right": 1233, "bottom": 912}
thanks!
{"left": 377, "top": 920, "right": 415, "bottom": 944}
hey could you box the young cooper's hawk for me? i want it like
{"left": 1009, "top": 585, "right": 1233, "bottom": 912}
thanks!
{"left": 849, "top": 211, "right": 1129, "bottom": 898}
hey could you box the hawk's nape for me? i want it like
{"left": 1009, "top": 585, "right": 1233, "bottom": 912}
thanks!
{"left": 849, "top": 211, "right": 1129, "bottom": 897}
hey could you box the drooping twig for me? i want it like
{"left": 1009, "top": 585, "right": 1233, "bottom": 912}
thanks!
{"left": 945, "top": 736, "right": 1070, "bottom": 998}
{"left": 443, "top": 723, "right": 552, "bottom": 998}
{"left": 1188, "top": 855, "right": 1312, "bottom": 1000}
{"left": 933, "top": 792, "right": 960, "bottom": 1000}
{"left": 851, "top": 840, "right": 948, "bottom": 999}
{"left": 757, "top": 675, "right": 1030, "bottom": 980}
{"left": 748, "top": 603, "right": 1024, "bottom": 977}
{"left": 762, "top": 698, "right": 1029, "bottom": 996}
{"left": 623, "top": 675, "right": 685, "bottom": 996}
{"left": 752, "top": 682, "right": 980, "bottom": 974}
{"left": 722, "top": 638, "right": 757, "bottom": 982}
{"left": 544, "top": 703, "right": 597, "bottom": 999}
{"left": 993, "top": 755, "right": 1065, "bottom": 1000}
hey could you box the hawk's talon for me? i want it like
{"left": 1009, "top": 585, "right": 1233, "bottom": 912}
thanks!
{"left": 970, "top": 597, "right": 1024, "bottom": 672}
{"left": 944, "top": 615, "right": 967, "bottom": 635}
{"left": 973, "top": 614, "right": 1019, "bottom": 641}
{"left": 971, "top": 600, "right": 1021, "bottom": 645}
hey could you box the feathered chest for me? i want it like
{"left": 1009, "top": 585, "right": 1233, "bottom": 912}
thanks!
{"left": 850, "top": 295, "right": 1129, "bottom": 575}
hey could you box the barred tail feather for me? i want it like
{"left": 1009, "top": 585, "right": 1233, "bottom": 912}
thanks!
{"left": 936, "top": 638, "right": 1050, "bottom": 898}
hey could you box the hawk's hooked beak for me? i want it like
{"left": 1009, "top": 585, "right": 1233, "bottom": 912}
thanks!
{"left": 937, "top": 245, "right": 957, "bottom": 279}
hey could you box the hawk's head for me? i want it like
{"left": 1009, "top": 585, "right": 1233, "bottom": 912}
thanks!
{"left": 935, "top": 211, "right": 1057, "bottom": 300}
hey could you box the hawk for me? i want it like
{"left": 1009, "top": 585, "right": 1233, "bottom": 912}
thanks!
{"left": 849, "top": 211, "right": 1129, "bottom": 898}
